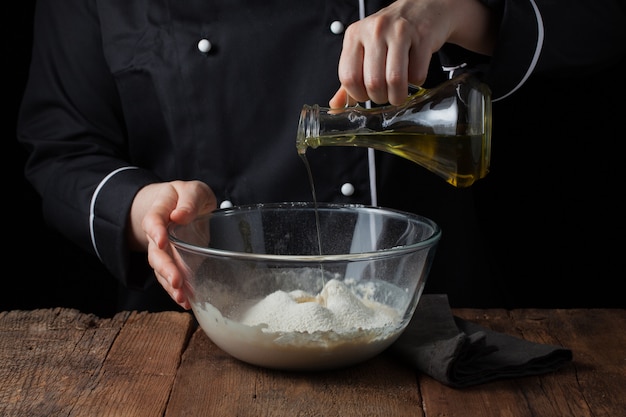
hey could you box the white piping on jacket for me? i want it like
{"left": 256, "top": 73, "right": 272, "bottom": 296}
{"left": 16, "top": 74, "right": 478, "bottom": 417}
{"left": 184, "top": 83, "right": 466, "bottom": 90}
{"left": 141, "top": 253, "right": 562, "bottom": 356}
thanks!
{"left": 89, "top": 166, "right": 139, "bottom": 261}
{"left": 359, "top": 0, "right": 379, "bottom": 206}
{"left": 493, "top": 0, "right": 544, "bottom": 102}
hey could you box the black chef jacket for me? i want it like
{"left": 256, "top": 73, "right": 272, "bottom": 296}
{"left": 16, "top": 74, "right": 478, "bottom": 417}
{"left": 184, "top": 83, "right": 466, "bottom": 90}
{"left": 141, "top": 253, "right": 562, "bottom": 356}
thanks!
{"left": 17, "top": 0, "right": 626, "bottom": 311}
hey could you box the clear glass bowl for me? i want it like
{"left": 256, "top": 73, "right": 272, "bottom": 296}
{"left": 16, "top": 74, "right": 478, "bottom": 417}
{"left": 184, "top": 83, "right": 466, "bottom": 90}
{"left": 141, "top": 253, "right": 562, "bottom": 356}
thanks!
{"left": 168, "top": 202, "right": 441, "bottom": 371}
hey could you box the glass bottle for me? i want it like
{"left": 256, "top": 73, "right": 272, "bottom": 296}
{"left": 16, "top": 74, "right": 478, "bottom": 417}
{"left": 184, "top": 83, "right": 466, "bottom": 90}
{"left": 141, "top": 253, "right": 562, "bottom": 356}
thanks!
{"left": 296, "top": 72, "right": 492, "bottom": 188}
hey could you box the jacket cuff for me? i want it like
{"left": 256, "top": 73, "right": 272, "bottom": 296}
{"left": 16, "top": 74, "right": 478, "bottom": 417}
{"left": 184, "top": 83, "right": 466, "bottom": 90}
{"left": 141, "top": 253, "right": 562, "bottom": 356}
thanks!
{"left": 91, "top": 167, "right": 160, "bottom": 289}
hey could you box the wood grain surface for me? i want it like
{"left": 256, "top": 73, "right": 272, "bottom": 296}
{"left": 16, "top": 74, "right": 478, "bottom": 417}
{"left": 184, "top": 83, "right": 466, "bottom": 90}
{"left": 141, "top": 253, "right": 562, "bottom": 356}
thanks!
{"left": 1, "top": 308, "right": 624, "bottom": 417}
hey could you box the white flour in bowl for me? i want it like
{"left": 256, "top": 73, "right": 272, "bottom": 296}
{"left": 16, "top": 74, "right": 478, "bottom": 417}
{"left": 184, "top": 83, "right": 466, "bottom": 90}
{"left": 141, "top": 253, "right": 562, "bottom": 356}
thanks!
{"left": 191, "top": 278, "right": 407, "bottom": 370}
{"left": 240, "top": 279, "right": 399, "bottom": 333}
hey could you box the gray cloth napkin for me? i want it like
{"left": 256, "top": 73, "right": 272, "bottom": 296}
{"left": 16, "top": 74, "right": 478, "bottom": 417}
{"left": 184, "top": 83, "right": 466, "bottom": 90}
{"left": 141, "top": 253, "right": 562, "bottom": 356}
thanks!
{"left": 389, "top": 294, "right": 573, "bottom": 388}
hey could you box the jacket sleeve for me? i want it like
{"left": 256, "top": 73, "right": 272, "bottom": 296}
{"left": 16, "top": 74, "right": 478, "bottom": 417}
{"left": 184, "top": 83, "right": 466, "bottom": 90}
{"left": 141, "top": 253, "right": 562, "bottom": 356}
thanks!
{"left": 439, "top": 0, "right": 626, "bottom": 100}
{"left": 17, "top": 0, "right": 160, "bottom": 289}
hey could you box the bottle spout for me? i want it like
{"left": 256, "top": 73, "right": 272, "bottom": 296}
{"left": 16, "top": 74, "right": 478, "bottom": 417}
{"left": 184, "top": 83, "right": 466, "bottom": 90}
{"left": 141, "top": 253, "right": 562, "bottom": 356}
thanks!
{"left": 296, "top": 104, "right": 320, "bottom": 155}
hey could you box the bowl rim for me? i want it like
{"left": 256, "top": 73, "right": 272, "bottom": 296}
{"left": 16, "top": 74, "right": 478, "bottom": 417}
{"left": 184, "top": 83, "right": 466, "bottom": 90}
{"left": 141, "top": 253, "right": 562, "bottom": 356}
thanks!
{"left": 167, "top": 202, "right": 441, "bottom": 263}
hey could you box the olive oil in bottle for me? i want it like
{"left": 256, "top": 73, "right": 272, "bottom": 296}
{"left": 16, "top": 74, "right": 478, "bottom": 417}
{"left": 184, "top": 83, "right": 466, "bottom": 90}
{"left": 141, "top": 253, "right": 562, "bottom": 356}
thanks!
{"left": 296, "top": 72, "right": 492, "bottom": 188}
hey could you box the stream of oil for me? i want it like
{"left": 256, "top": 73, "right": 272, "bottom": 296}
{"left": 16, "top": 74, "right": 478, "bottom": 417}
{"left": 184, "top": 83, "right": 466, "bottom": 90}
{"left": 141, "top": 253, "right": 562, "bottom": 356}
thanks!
{"left": 299, "top": 153, "right": 325, "bottom": 282}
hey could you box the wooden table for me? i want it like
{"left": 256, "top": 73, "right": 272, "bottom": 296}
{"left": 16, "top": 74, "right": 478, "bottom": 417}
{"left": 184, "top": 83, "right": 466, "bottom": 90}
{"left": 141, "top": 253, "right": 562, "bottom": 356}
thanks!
{"left": 1, "top": 308, "right": 624, "bottom": 417}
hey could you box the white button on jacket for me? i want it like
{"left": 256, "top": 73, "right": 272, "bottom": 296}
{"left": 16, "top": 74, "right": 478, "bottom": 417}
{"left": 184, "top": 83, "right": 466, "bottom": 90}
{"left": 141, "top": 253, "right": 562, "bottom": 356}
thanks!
{"left": 341, "top": 183, "right": 355, "bottom": 196}
{"left": 198, "top": 38, "right": 212, "bottom": 53}
{"left": 220, "top": 200, "right": 233, "bottom": 209}
{"left": 330, "top": 20, "right": 344, "bottom": 34}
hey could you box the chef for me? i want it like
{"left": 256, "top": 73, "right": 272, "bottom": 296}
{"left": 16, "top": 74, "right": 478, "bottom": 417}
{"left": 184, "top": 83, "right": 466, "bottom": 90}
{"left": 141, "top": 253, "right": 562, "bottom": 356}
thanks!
{"left": 17, "top": 0, "right": 626, "bottom": 311}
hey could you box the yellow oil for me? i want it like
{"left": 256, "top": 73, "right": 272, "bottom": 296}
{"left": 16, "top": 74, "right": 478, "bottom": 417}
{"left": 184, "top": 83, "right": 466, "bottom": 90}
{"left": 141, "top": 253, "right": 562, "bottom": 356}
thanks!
{"left": 299, "top": 153, "right": 324, "bottom": 258}
{"left": 298, "top": 131, "right": 489, "bottom": 188}
{"left": 299, "top": 152, "right": 328, "bottom": 286}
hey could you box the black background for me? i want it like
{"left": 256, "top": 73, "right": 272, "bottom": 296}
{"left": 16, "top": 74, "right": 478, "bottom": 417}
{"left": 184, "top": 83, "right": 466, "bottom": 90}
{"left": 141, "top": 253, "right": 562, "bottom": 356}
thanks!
{"left": 6, "top": 2, "right": 118, "bottom": 317}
